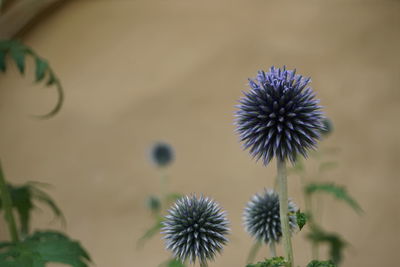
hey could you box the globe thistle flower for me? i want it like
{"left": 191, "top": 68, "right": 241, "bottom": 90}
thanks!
{"left": 149, "top": 142, "right": 174, "bottom": 167}
{"left": 243, "top": 189, "right": 298, "bottom": 244}
{"left": 162, "top": 195, "right": 229, "bottom": 265}
{"left": 235, "top": 66, "right": 324, "bottom": 165}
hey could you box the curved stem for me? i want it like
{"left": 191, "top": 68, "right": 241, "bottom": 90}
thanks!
{"left": 0, "top": 161, "right": 19, "bottom": 242}
{"left": 269, "top": 241, "right": 277, "bottom": 258}
{"left": 277, "top": 159, "right": 293, "bottom": 267}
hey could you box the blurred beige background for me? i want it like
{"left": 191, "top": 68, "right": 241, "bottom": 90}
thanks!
{"left": 0, "top": 0, "right": 400, "bottom": 266}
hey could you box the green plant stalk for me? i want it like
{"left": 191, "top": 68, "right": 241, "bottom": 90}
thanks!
{"left": 269, "top": 241, "right": 277, "bottom": 257}
{"left": 277, "top": 159, "right": 293, "bottom": 267}
{"left": 0, "top": 161, "right": 19, "bottom": 242}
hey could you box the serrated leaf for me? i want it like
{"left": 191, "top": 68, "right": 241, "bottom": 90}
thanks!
{"left": 137, "top": 217, "right": 164, "bottom": 248}
{"left": 296, "top": 210, "right": 307, "bottom": 231}
{"left": 9, "top": 45, "right": 26, "bottom": 74}
{"left": 305, "top": 183, "right": 363, "bottom": 214}
{"left": 307, "top": 260, "right": 336, "bottom": 267}
{"left": 0, "top": 231, "right": 91, "bottom": 267}
{"left": 0, "top": 40, "right": 64, "bottom": 118}
{"left": 0, "top": 182, "right": 65, "bottom": 236}
{"left": 307, "top": 227, "right": 347, "bottom": 264}
{"left": 246, "top": 256, "right": 287, "bottom": 267}
{"left": 35, "top": 57, "right": 48, "bottom": 82}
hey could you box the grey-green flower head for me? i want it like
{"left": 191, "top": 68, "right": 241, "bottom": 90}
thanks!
{"left": 149, "top": 142, "right": 174, "bottom": 167}
{"left": 162, "top": 195, "right": 229, "bottom": 266}
{"left": 243, "top": 189, "right": 298, "bottom": 244}
{"left": 320, "top": 118, "right": 334, "bottom": 137}
{"left": 235, "top": 66, "right": 325, "bottom": 165}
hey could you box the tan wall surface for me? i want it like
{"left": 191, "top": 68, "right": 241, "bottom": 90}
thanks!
{"left": 0, "top": 0, "right": 399, "bottom": 266}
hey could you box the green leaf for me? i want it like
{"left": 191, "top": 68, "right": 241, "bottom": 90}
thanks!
{"left": 137, "top": 217, "right": 164, "bottom": 248}
{"left": 0, "top": 182, "right": 65, "bottom": 236}
{"left": 9, "top": 44, "right": 26, "bottom": 74}
{"left": 159, "top": 258, "right": 186, "bottom": 267}
{"left": 296, "top": 210, "right": 307, "bottom": 231}
{"left": 307, "top": 227, "right": 347, "bottom": 264}
{"left": 0, "top": 39, "right": 64, "bottom": 118}
{"left": 0, "top": 231, "right": 91, "bottom": 267}
{"left": 35, "top": 57, "right": 48, "bottom": 82}
{"left": 305, "top": 183, "right": 363, "bottom": 214}
{"left": 246, "top": 241, "right": 262, "bottom": 264}
{"left": 246, "top": 257, "right": 287, "bottom": 267}
{"left": 307, "top": 260, "right": 336, "bottom": 267}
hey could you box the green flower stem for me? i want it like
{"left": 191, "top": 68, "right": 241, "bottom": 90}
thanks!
{"left": 269, "top": 241, "right": 277, "bottom": 257}
{"left": 159, "top": 169, "right": 168, "bottom": 208}
{"left": 277, "top": 159, "right": 293, "bottom": 267}
{"left": 0, "top": 161, "right": 19, "bottom": 242}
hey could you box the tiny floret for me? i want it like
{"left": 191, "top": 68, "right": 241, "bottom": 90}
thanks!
{"left": 235, "top": 66, "right": 324, "bottom": 164}
{"left": 243, "top": 189, "right": 298, "bottom": 244}
{"left": 162, "top": 195, "right": 229, "bottom": 265}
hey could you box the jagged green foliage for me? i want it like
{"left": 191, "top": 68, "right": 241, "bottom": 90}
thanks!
{"left": 0, "top": 40, "right": 63, "bottom": 118}
{"left": 305, "top": 183, "right": 363, "bottom": 214}
{"left": 307, "top": 227, "right": 347, "bottom": 264}
{"left": 307, "top": 260, "right": 336, "bottom": 267}
{"left": 159, "top": 258, "right": 186, "bottom": 267}
{"left": 296, "top": 210, "right": 307, "bottom": 231}
{"left": 0, "top": 182, "right": 65, "bottom": 236}
{"left": 0, "top": 231, "right": 91, "bottom": 267}
{"left": 246, "top": 257, "right": 288, "bottom": 267}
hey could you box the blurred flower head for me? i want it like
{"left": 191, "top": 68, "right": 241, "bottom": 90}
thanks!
{"left": 320, "top": 118, "right": 334, "bottom": 137}
{"left": 162, "top": 195, "right": 229, "bottom": 265}
{"left": 146, "top": 195, "right": 161, "bottom": 213}
{"left": 149, "top": 142, "right": 174, "bottom": 168}
{"left": 243, "top": 189, "right": 298, "bottom": 244}
{"left": 235, "top": 66, "right": 324, "bottom": 165}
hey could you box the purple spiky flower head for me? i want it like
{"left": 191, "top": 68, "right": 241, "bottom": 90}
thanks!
{"left": 162, "top": 195, "right": 229, "bottom": 266}
{"left": 243, "top": 189, "right": 298, "bottom": 244}
{"left": 235, "top": 66, "right": 325, "bottom": 165}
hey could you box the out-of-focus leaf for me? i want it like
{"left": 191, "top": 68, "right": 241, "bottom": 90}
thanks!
{"left": 296, "top": 210, "right": 307, "bottom": 231}
{"left": 246, "top": 241, "right": 262, "bottom": 264}
{"left": 305, "top": 183, "right": 363, "bottom": 214}
{"left": 0, "top": 231, "right": 91, "bottom": 267}
{"left": 137, "top": 217, "right": 164, "bottom": 248}
{"left": 9, "top": 44, "right": 26, "bottom": 74}
{"left": 307, "top": 260, "right": 336, "bottom": 267}
{"left": 0, "top": 39, "right": 64, "bottom": 118}
{"left": 0, "top": 182, "right": 65, "bottom": 236}
{"left": 307, "top": 227, "right": 347, "bottom": 264}
{"left": 159, "top": 258, "right": 186, "bottom": 267}
{"left": 30, "top": 185, "right": 66, "bottom": 226}
{"left": 35, "top": 57, "right": 48, "bottom": 82}
{"left": 246, "top": 256, "right": 287, "bottom": 267}
{"left": 318, "top": 161, "right": 338, "bottom": 173}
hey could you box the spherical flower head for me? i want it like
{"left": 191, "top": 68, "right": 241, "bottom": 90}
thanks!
{"left": 162, "top": 195, "right": 229, "bottom": 265}
{"left": 243, "top": 189, "right": 298, "bottom": 244}
{"left": 235, "top": 66, "right": 324, "bottom": 165}
{"left": 149, "top": 142, "right": 174, "bottom": 167}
